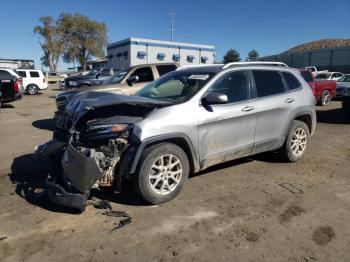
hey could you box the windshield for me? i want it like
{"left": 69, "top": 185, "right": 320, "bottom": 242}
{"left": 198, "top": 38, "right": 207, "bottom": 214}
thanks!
{"left": 337, "top": 75, "right": 350, "bottom": 82}
{"left": 103, "top": 69, "right": 128, "bottom": 84}
{"left": 135, "top": 70, "right": 216, "bottom": 103}
{"left": 316, "top": 73, "right": 330, "bottom": 79}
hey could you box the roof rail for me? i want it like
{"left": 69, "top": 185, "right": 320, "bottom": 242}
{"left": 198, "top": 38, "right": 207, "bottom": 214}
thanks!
{"left": 176, "top": 64, "right": 223, "bottom": 71}
{"left": 222, "top": 61, "right": 288, "bottom": 69}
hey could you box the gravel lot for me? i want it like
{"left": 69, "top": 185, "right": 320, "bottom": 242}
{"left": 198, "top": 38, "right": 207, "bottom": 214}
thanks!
{"left": 0, "top": 85, "right": 350, "bottom": 262}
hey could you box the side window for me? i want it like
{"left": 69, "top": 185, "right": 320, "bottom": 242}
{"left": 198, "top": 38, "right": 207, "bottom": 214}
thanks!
{"left": 132, "top": 67, "right": 154, "bottom": 82}
{"left": 0, "top": 70, "right": 13, "bottom": 80}
{"left": 300, "top": 71, "right": 313, "bottom": 83}
{"left": 156, "top": 65, "right": 177, "bottom": 76}
{"left": 100, "top": 68, "right": 111, "bottom": 77}
{"left": 282, "top": 72, "right": 301, "bottom": 90}
{"left": 30, "top": 71, "right": 40, "bottom": 78}
{"left": 17, "top": 71, "right": 27, "bottom": 78}
{"left": 252, "top": 70, "right": 285, "bottom": 98}
{"left": 208, "top": 71, "right": 250, "bottom": 103}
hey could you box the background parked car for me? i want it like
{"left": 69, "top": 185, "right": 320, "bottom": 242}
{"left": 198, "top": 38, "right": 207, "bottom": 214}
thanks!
{"left": 46, "top": 72, "right": 66, "bottom": 83}
{"left": 0, "top": 68, "right": 23, "bottom": 107}
{"left": 64, "top": 67, "right": 118, "bottom": 89}
{"left": 299, "top": 66, "right": 318, "bottom": 76}
{"left": 17, "top": 69, "right": 48, "bottom": 95}
{"left": 299, "top": 69, "right": 336, "bottom": 106}
{"left": 316, "top": 71, "right": 344, "bottom": 81}
{"left": 56, "top": 63, "right": 178, "bottom": 112}
{"left": 336, "top": 74, "right": 350, "bottom": 97}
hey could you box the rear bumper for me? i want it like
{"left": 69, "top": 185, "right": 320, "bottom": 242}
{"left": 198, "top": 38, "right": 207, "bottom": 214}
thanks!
{"left": 46, "top": 173, "right": 89, "bottom": 212}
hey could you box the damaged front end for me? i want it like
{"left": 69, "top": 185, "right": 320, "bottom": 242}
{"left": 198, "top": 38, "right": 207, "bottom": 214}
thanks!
{"left": 47, "top": 119, "right": 136, "bottom": 212}
{"left": 36, "top": 92, "right": 173, "bottom": 211}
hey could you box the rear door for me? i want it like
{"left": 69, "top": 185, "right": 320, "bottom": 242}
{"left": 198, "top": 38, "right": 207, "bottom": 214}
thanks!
{"left": 198, "top": 70, "right": 257, "bottom": 167}
{"left": 252, "top": 70, "right": 296, "bottom": 153}
{"left": 29, "top": 71, "right": 41, "bottom": 87}
{"left": 0, "top": 70, "right": 15, "bottom": 100}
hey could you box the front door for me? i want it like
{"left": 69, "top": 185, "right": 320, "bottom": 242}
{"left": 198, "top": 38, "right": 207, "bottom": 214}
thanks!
{"left": 198, "top": 70, "right": 257, "bottom": 168}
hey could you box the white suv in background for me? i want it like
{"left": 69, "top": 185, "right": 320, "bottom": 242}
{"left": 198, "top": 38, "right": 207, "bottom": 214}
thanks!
{"left": 16, "top": 69, "right": 48, "bottom": 95}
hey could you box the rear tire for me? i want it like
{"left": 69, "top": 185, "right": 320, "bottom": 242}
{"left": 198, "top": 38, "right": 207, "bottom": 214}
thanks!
{"left": 133, "top": 143, "right": 189, "bottom": 204}
{"left": 279, "top": 120, "right": 310, "bottom": 162}
{"left": 317, "top": 90, "right": 331, "bottom": 106}
{"left": 343, "top": 99, "right": 350, "bottom": 120}
{"left": 27, "top": 84, "right": 38, "bottom": 95}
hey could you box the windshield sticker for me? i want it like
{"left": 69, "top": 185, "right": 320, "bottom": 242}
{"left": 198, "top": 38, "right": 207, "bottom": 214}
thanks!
{"left": 188, "top": 74, "right": 209, "bottom": 80}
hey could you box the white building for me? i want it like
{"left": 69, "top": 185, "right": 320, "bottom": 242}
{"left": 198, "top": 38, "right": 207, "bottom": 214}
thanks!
{"left": 106, "top": 37, "right": 215, "bottom": 69}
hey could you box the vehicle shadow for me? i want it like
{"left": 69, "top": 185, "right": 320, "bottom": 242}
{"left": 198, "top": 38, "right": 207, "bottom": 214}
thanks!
{"left": 0, "top": 104, "right": 15, "bottom": 109}
{"left": 9, "top": 152, "right": 147, "bottom": 211}
{"left": 8, "top": 153, "right": 77, "bottom": 213}
{"left": 191, "top": 157, "right": 253, "bottom": 178}
{"left": 32, "top": 118, "right": 54, "bottom": 131}
{"left": 316, "top": 108, "right": 350, "bottom": 124}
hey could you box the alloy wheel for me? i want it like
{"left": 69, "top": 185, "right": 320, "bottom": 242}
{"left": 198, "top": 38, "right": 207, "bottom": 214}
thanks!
{"left": 290, "top": 127, "right": 307, "bottom": 156}
{"left": 148, "top": 154, "right": 183, "bottom": 195}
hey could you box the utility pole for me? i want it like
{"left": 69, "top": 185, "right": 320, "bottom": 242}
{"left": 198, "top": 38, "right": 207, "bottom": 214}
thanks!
{"left": 170, "top": 9, "right": 176, "bottom": 42}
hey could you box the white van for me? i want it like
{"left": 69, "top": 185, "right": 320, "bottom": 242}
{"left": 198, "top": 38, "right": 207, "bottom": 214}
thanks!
{"left": 16, "top": 69, "right": 48, "bottom": 95}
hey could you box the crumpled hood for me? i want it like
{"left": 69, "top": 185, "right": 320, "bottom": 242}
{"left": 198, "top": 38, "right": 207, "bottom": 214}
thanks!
{"left": 66, "top": 91, "right": 173, "bottom": 120}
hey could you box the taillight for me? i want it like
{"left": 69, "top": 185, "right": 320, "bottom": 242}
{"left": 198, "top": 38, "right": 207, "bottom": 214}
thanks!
{"left": 13, "top": 80, "right": 19, "bottom": 93}
{"left": 43, "top": 78, "right": 46, "bottom": 83}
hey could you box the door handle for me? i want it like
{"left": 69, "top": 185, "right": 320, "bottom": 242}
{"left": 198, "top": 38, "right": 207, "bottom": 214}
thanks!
{"left": 285, "top": 98, "right": 295, "bottom": 103}
{"left": 241, "top": 106, "right": 255, "bottom": 112}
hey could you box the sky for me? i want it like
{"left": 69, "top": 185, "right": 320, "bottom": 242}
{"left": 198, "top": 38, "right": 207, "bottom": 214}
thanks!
{"left": 0, "top": 0, "right": 349, "bottom": 71}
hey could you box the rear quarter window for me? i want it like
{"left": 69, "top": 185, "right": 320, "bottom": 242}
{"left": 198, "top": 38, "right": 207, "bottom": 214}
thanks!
{"left": 17, "top": 71, "right": 27, "bottom": 78}
{"left": 30, "top": 71, "right": 40, "bottom": 78}
{"left": 300, "top": 71, "right": 313, "bottom": 83}
{"left": 252, "top": 70, "right": 286, "bottom": 98}
{"left": 282, "top": 72, "right": 301, "bottom": 90}
{"left": 0, "top": 70, "right": 13, "bottom": 80}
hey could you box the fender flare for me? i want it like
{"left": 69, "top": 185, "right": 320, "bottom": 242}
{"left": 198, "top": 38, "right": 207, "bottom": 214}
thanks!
{"left": 283, "top": 109, "right": 315, "bottom": 140}
{"left": 128, "top": 133, "right": 199, "bottom": 175}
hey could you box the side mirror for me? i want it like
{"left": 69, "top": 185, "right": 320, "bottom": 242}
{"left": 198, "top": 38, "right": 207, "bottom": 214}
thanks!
{"left": 127, "top": 75, "right": 139, "bottom": 86}
{"left": 96, "top": 72, "right": 100, "bottom": 79}
{"left": 202, "top": 92, "right": 228, "bottom": 105}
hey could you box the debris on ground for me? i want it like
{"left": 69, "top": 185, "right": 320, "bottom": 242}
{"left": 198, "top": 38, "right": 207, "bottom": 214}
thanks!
{"left": 92, "top": 199, "right": 132, "bottom": 230}
{"left": 279, "top": 183, "right": 303, "bottom": 194}
{"left": 0, "top": 236, "right": 8, "bottom": 241}
{"left": 93, "top": 199, "right": 112, "bottom": 210}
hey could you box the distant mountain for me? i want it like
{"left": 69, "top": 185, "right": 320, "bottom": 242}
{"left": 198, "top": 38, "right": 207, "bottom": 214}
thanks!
{"left": 285, "top": 38, "right": 350, "bottom": 54}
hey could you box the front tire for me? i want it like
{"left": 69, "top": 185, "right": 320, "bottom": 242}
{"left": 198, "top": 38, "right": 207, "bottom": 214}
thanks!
{"left": 280, "top": 120, "right": 310, "bottom": 162}
{"left": 133, "top": 143, "right": 189, "bottom": 204}
{"left": 27, "top": 84, "right": 38, "bottom": 95}
{"left": 318, "top": 90, "right": 331, "bottom": 106}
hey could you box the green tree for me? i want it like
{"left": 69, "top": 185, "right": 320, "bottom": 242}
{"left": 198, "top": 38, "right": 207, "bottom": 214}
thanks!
{"left": 58, "top": 13, "right": 107, "bottom": 70}
{"left": 223, "top": 49, "right": 241, "bottom": 64}
{"left": 34, "top": 16, "right": 64, "bottom": 71}
{"left": 246, "top": 49, "right": 259, "bottom": 61}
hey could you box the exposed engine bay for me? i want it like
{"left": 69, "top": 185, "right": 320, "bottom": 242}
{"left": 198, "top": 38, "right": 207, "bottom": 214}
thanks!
{"left": 71, "top": 124, "right": 130, "bottom": 189}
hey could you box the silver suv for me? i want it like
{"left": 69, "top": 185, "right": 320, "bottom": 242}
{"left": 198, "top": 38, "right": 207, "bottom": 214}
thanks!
{"left": 36, "top": 62, "right": 316, "bottom": 211}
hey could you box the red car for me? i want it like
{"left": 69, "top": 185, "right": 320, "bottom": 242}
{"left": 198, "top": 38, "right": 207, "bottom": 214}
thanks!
{"left": 298, "top": 69, "right": 336, "bottom": 106}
